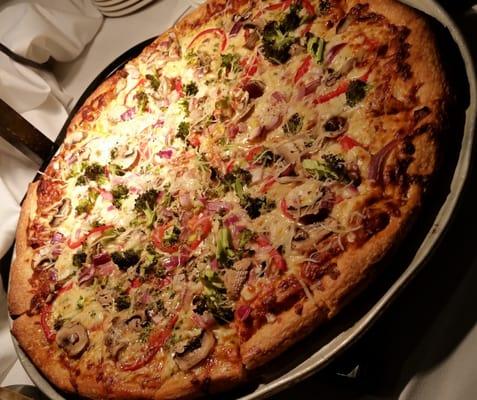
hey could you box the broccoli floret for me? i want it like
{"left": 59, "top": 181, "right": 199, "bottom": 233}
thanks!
{"left": 115, "top": 294, "right": 131, "bottom": 311}
{"left": 199, "top": 270, "right": 234, "bottom": 324}
{"left": 242, "top": 195, "right": 275, "bottom": 219}
{"left": 177, "top": 121, "right": 190, "bottom": 140}
{"left": 280, "top": 3, "right": 303, "bottom": 31}
{"left": 346, "top": 80, "right": 368, "bottom": 107}
{"left": 318, "top": 0, "right": 331, "bottom": 15}
{"left": 72, "top": 252, "right": 87, "bottom": 267}
{"left": 135, "top": 189, "right": 159, "bottom": 212}
{"left": 111, "top": 249, "right": 140, "bottom": 270}
{"left": 302, "top": 154, "right": 351, "bottom": 183}
{"left": 84, "top": 163, "right": 105, "bottom": 181}
{"left": 306, "top": 34, "right": 326, "bottom": 63}
{"left": 262, "top": 21, "right": 296, "bottom": 64}
{"left": 146, "top": 73, "right": 160, "bottom": 90}
{"left": 111, "top": 184, "right": 129, "bottom": 208}
{"left": 184, "top": 81, "right": 199, "bottom": 96}
{"left": 220, "top": 53, "right": 241, "bottom": 74}
{"left": 216, "top": 227, "right": 235, "bottom": 267}
{"left": 238, "top": 228, "right": 255, "bottom": 248}
{"left": 75, "top": 189, "right": 99, "bottom": 215}
{"left": 163, "top": 225, "right": 181, "bottom": 246}
{"left": 283, "top": 113, "right": 303, "bottom": 135}
{"left": 178, "top": 98, "right": 190, "bottom": 116}
{"left": 223, "top": 167, "right": 252, "bottom": 189}
{"left": 136, "top": 91, "right": 149, "bottom": 112}
{"left": 109, "top": 163, "right": 125, "bottom": 176}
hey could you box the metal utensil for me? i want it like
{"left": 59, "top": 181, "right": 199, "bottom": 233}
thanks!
{"left": 0, "top": 99, "right": 54, "bottom": 165}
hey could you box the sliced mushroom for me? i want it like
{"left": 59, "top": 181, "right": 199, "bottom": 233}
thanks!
{"left": 223, "top": 258, "right": 252, "bottom": 300}
{"left": 56, "top": 322, "right": 89, "bottom": 358}
{"left": 297, "top": 189, "right": 335, "bottom": 225}
{"left": 244, "top": 30, "right": 260, "bottom": 50}
{"left": 95, "top": 289, "right": 114, "bottom": 309}
{"left": 104, "top": 314, "right": 145, "bottom": 361}
{"left": 174, "top": 330, "right": 216, "bottom": 371}
{"left": 51, "top": 198, "right": 71, "bottom": 227}
{"left": 243, "top": 80, "right": 265, "bottom": 99}
{"left": 292, "top": 227, "right": 331, "bottom": 252}
{"left": 275, "top": 141, "right": 301, "bottom": 165}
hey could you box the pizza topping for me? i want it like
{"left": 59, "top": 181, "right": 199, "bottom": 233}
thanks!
{"left": 174, "top": 330, "right": 216, "bottom": 371}
{"left": 50, "top": 198, "right": 72, "bottom": 227}
{"left": 345, "top": 79, "right": 368, "bottom": 107}
{"left": 56, "top": 322, "right": 89, "bottom": 358}
{"left": 323, "top": 115, "right": 347, "bottom": 137}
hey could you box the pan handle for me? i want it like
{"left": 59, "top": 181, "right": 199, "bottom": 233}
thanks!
{"left": 0, "top": 98, "right": 54, "bottom": 165}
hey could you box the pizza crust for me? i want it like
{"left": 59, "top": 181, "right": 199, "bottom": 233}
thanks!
{"left": 8, "top": 182, "right": 39, "bottom": 317}
{"left": 9, "top": 0, "right": 448, "bottom": 397}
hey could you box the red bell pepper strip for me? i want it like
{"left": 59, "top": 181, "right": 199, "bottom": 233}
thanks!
{"left": 246, "top": 146, "right": 263, "bottom": 163}
{"left": 302, "top": 0, "right": 316, "bottom": 15}
{"left": 188, "top": 28, "right": 227, "bottom": 52}
{"left": 280, "top": 198, "right": 294, "bottom": 220}
{"left": 119, "top": 314, "right": 178, "bottom": 371}
{"left": 294, "top": 55, "right": 312, "bottom": 83}
{"left": 271, "top": 248, "right": 287, "bottom": 271}
{"left": 260, "top": 176, "right": 276, "bottom": 193}
{"left": 40, "top": 303, "right": 56, "bottom": 343}
{"left": 313, "top": 81, "right": 350, "bottom": 104}
{"left": 265, "top": 0, "right": 292, "bottom": 11}
{"left": 338, "top": 134, "right": 361, "bottom": 150}
{"left": 40, "top": 282, "right": 74, "bottom": 342}
{"left": 67, "top": 224, "right": 113, "bottom": 249}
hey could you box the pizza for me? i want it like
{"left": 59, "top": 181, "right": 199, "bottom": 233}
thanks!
{"left": 8, "top": 0, "right": 447, "bottom": 398}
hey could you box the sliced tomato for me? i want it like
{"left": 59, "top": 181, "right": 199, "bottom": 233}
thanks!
{"left": 152, "top": 224, "right": 179, "bottom": 253}
{"left": 173, "top": 78, "right": 183, "bottom": 96}
{"left": 280, "top": 198, "right": 294, "bottom": 220}
{"left": 226, "top": 160, "right": 235, "bottom": 174}
{"left": 255, "top": 235, "right": 271, "bottom": 248}
{"left": 188, "top": 28, "right": 227, "bottom": 52}
{"left": 119, "top": 314, "right": 178, "bottom": 371}
{"left": 338, "top": 134, "right": 361, "bottom": 150}
{"left": 294, "top": 55, "right": 312, "bottom": 83}
{"left": 313, "top": 81, "right": 349, "bottom": 104}
{"left": 243, "top": 55, "right": 260, "bottom": 80}
{"left": 130, "top": 277, "right": 142, "bottom": 289}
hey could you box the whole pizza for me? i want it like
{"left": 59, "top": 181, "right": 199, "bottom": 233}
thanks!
{"left": 8, "top": 0, "right": 447, "bottom": 398}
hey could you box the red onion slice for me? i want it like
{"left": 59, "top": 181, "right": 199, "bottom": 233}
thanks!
{"left": 325, "top": 43, "right": 346, "bottom": 65}
{"left": 368, "top": 139, "right": 400, "bottom": 182}
{"left": 236, "top": 304, "right": 251, "bottom": 321}
{"left": 93, "top": 252, "right": 111, "bottom": 267}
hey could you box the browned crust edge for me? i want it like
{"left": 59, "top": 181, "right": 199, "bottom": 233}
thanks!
{"left": 8, "top": 182, "right": 39, "bottom": 316}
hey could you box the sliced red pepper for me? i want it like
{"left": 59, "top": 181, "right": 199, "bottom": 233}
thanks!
{"left": 40, "top": 282, "right": 74, "bottom": 342}
{"left": 280, "top": 198, "right": 294, "bottom": 220}
{"left": 313, "top": 81, "right": 350, "bottom": 104}
{"left": 294, "top": 55, "right": 312, "bottom": 83}
{"left": 255, "top": 235, "right": 271, "bottom": 248}
{"left": 338, "top": 134, "right": 361, "bottom": 150}
{"left": 242, "top": 54, "right": 260, "bottom": 81}
{"left": 265, "top": 0, "right": 291, "bottom": 11}
{"left": 152, "top": 224, "right": 179, "bottom": 254}
{"left": 130, "top": 277, "right": 142, "bottom": 289}
{"left": 68, "top": 224, "right": 114, "bottom": 249}
{"left": 271, "top": 248, "right": 287, "bottom": 271}
{"left": 246, "top": 146, "right": 264, "bottom": 163}
{"left": 260, "top": 176, "right": 276, "bottom": 193}
{"left": 226, "top": 160, "right": 235, "bottom": 174}
{"left": 302, "top": 0, "right": 316, "bottom": 15}
{"left": 40, "top": 303, "right": 56, "bottom": 343}
{"left": 119, "top": 314, "right": 178, "bottom": 371}
{"left": 188, "top": 133, "right": 201, "bottom": 148}
{"left": 188, "top": 28, "right": 227, "bottom": 52}
{"left": 173, "top": 78, "right": 183, "bottom": 96}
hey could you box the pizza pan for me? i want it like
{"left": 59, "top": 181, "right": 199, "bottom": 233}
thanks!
{"left": 10, "top": 1, "right": 476, "bottom": 399}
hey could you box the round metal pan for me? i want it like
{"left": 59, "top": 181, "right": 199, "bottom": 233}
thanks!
{"left": 10, "top": 1, "right": 476, "bottom": 398}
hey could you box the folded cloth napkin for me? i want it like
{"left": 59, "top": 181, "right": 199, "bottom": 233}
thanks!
{"left": 0, "top": 0, "right": 102, "bottom": 383}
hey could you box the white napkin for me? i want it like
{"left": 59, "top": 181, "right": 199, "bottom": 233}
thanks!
{"left": 0, "top": 0, "right": 102, "bottom": 383}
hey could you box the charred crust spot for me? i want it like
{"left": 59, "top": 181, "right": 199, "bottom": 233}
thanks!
{"left": 363, "top": 209, "right": 390, "bottom": 236}
{"left": 377, "top": 44, "right": 388, "bottom": 57}
{"left": 413, "top": 106, "right": 431, "bottom": 122}
{"left": 401, "top": 140, "right": 415, "bottom": 155}
{"left": 301, "top": 262, "right": 339, "bottom": 283}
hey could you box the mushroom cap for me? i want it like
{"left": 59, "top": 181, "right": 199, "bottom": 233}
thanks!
{"left": 56, "top": 322, "right": 89, "bottom": 358}
{"left": 174, "top": 331, "right": 216, "bottom": 371}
